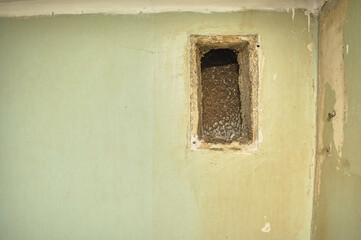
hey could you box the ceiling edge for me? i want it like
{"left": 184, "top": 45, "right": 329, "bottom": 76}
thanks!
{"left": 0, "top": 0, "right": 322, "bottom": 17}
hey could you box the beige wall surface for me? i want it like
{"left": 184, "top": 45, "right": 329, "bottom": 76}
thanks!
{"left": 313, "top": 0, "right": 361, "bottom": 239}
{"left": 0, "top": 11, "right": 317, "bottom": 240}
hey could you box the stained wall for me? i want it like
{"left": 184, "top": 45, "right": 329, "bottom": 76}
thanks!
{"left": 0, "top": 11, "right": 317, "bottom": 240}
{"left": 313, "top": 0, "right": 361, "bottom": 239}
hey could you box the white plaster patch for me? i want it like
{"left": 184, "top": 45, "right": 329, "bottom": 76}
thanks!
{"left": 307, "top": 43, "right": 313, "bottom": 52}
{"left": 346, "top": 44, "right": 349, "bottom": 54}
{"left": 273, "top": 73, "right": 277, "bottom": 80}
{"left": 190, "top": 136, "right": 201, "bottom": 150}
{"left": 261, "top": 222, "right": 271, "bottom": 233}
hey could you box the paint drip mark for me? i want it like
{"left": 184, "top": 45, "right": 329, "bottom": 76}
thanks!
{"left": 304, "top": 10, "right": 311, "bottom": 32}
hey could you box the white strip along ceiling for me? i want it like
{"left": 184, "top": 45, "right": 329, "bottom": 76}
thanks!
{"left": 0, "top": 0, "right": 325, "bottom": 17}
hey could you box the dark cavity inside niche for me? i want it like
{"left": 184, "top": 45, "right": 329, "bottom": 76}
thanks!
{"left": 200, "top": 49, "right": 242, "bottom": 143}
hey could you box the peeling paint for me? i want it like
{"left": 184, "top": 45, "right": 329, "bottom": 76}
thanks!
{"left": 312, "top": 0, "right": 361, "bottom": 239}
{"left": 313, "top": 0, "right": 349, "bottom": 221}
{"left": 312, "top": 0, "right": 349, "bottom": 237}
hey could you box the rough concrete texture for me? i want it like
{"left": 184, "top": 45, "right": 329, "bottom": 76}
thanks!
{"left": 200, "top": 58, "right": 242, "bottom": 143}
{"left": 312, "top": 0, "right": 361, "bottom": 239}
{"left": 0, "top": 11, "right": 317, "bottom": 240}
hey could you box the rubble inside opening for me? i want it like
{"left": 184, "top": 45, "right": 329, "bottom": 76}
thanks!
{"left": 200, "top": 49, "right": 242, "bottom": 143}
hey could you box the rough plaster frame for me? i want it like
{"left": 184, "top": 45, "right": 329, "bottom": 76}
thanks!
{"left": 189, "top": 35, "right": 259, "bottom": 151}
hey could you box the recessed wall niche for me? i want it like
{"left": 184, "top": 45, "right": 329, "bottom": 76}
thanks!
{"left": 190, "top": 35, "right": 259, "bottom": 151}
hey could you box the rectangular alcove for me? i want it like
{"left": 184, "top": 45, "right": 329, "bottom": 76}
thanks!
{"left": 190, "top": 35, "right": 259, "bottom": 151}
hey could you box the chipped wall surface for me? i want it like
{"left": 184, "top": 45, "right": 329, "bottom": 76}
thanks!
{"left": 0, "top": 11, "right": 317, "bottom": 239}
{"left": 313, "top": 0, "right": 361, "bottom": 239}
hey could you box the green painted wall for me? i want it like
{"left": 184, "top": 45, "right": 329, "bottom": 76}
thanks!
{"left": 0, "top": 11, "right": 317, "bottom": 240}
{"left": 314, "top": 0, "right": 361, "bottom": 239}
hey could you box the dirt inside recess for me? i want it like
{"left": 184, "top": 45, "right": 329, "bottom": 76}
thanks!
{"left": 200, "top": 49, "right": 242, "bottom": 143}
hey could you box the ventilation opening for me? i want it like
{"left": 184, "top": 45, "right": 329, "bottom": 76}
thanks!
{"left": 190, "top": 35, "right": 259, "bottom": 150}
{"left": 200, "top": 49, "right": 242, "bottom": 143}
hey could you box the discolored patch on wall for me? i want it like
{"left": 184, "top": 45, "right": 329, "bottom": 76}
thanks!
{"left": 311, "top": 0, "right": 350, "bottom": 239}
